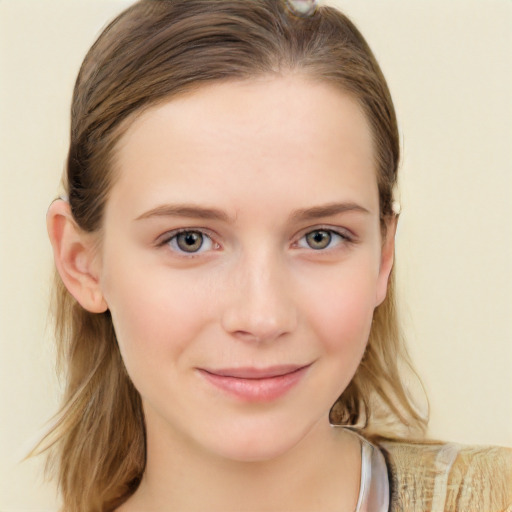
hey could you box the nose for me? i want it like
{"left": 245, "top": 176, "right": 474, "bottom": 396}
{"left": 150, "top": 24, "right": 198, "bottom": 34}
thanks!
{"left": 220, "top": 251, "right": 298, "bottom": 344}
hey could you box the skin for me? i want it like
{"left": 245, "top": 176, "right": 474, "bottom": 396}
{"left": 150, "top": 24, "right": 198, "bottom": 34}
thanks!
{"left": 48, "top": 75, "right": 396, "bottom": 511}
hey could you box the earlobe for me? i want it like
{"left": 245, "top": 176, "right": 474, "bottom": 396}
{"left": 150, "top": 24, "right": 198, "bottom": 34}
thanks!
{"left": 47, "top": 199, "right": 108, "bottom": 313}
{"left": 375, "top": 215, "right": 398, "bottom": 306}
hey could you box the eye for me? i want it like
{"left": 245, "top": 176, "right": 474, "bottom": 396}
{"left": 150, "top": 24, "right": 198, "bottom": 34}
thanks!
{"left": 297, "top": 229, "right": 347, "bottom": 250}
{"left": 165, "top": 230, "right": 214, "bottom": 254}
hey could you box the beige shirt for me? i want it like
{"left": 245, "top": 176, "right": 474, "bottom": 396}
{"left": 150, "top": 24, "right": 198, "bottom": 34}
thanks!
{"left": 380, "top": 439, "right": 512, "bottom": 512}
{"left": 347, "top": 431, "right": 512, "bottom": 512}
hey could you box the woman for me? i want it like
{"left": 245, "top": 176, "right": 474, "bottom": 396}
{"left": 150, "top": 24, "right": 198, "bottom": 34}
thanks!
{"left": 39, "top": 0, "right": 511, "bottom": 510}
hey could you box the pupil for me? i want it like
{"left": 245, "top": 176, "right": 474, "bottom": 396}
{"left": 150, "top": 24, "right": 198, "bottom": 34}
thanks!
{"left": 185, "top": 234, "right": 197, "bottom": 245}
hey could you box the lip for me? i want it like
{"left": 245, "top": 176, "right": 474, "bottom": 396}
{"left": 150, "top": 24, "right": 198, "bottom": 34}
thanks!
{"left": 197, "top": 364, "right": 311, "bottom": 402}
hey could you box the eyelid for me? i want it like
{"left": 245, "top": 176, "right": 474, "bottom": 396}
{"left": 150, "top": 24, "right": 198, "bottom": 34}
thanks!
{"left": 293, "top": 224, "right": 354, "bottom": 242}
{"left": 156, "top": 227, "right": 220, "bottom": 255}
{"left": 292, "top": 225, "right": 356, "bottom": 251}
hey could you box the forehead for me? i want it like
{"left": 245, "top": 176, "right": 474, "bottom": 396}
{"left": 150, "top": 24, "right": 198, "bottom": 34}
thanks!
{"left": 109, "top": 75, "right": 378, "bottom": 218}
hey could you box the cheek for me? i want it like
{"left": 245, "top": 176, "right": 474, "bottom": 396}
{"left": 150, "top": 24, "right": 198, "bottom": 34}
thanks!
{"left": 102, "top": 259, "right": 216, "bottom": 380}
{"left": 303, "top": 264, "right": 377, "bottom": 356}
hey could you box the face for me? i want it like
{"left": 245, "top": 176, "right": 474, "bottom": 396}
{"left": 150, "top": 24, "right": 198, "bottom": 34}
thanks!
{"left": 97, "top": 76, "right": 394, "bottom": 462}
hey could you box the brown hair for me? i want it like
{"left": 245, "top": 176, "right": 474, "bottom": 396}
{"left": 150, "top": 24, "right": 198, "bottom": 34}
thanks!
{"left": 37, "top": 1, "right": 427, "bottom": 510}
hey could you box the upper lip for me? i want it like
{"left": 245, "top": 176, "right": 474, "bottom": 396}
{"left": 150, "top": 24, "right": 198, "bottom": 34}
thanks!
{"left": 200, "top": 364, "right": 310, "bottom": 380}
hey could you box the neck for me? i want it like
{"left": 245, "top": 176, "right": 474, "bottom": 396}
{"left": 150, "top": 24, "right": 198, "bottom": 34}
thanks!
{"left": 121, "top": 416, "right": 362, "bottom": 512}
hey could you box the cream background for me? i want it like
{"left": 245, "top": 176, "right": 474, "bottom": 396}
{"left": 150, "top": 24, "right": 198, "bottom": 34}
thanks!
{"left": 1, "top": 0, "right": 510, "bottom": 509}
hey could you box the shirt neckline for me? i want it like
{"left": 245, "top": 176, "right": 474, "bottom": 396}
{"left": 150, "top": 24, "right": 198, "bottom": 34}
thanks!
{"left": 331, "top": 427, "right": 390, "bottom": 512}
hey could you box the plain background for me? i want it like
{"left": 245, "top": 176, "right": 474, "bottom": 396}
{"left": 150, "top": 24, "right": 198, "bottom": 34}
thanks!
{"left": 1, "top": 0, "right": 511, "bottom": 509}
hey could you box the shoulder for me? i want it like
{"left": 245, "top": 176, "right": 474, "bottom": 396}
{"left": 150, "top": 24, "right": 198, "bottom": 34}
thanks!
{"left": 377, "top": 439, "right": 512, "bottom": 512}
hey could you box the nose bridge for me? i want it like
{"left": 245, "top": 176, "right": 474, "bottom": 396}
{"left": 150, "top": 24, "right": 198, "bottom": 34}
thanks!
{"left": 221, "top": 246, "right": 297, "bottom": 342}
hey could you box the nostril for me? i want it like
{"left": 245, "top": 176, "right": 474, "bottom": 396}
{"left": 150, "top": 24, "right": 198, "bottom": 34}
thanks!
{"left": 222, "top": 310, "right": 296, "bottom": 344}
{"left": 232, "top": 330, "right": 262, "bottom": 343}
{"left": 231, "top": 321, "right": 288, "bottom": 344}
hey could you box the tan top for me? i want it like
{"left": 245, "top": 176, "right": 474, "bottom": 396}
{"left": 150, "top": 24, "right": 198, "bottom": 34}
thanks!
{"left": 379, "top": 439, "right": 512, "bottom": 512}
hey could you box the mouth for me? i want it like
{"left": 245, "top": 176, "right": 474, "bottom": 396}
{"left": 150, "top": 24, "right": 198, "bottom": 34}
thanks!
{"left": 197, "top": 364, "right": 311, "bottom": 402}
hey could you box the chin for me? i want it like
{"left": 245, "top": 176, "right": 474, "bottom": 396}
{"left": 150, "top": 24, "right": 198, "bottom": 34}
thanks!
{"left": 212, "top": 439, "right": 298, "bottom": 464}
{"left": 201, "top": 415, "right": 323, "bottom": 464}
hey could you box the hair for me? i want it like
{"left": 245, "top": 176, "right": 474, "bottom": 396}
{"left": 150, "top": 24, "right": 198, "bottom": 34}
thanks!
{"left": 36, "top": 1, "right": 428, "bottom": 510}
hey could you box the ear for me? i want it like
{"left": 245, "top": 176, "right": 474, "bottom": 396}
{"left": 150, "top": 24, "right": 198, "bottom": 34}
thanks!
{"left": 47, "top": 199, "right": 108, "bottom": 313}
{"left": 375, "top": 215, "right": 398, "bottom": 307}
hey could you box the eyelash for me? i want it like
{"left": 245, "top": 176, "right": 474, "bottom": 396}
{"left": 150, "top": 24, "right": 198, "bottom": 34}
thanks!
{"left": 157, "top": 226, "right": 353, "bottom": 257}
{"left": 157, "top": 228, "right": 219, "bottom": 256}
{"left": 294, "top": 227, "right": 353, "bottom": 251}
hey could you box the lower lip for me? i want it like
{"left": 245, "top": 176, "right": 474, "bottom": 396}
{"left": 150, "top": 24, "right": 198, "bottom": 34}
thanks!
{"left": 198, "top": 366, "right": 309, "bottom": 402}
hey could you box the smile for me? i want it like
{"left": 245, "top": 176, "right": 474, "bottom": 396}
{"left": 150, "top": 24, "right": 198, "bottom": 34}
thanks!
{"left": 197, "top": 364, "right": 311, "bottom": 402}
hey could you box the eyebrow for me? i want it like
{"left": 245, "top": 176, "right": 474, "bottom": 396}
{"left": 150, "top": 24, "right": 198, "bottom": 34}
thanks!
{"left": 289, "top": 202, "right": 371, "bottom": 222}
{"left": 135, "top": 202, "right": 370, "bottom": 223}
{"left": 135, "top": 204, "right": 233, "bottom": 222}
